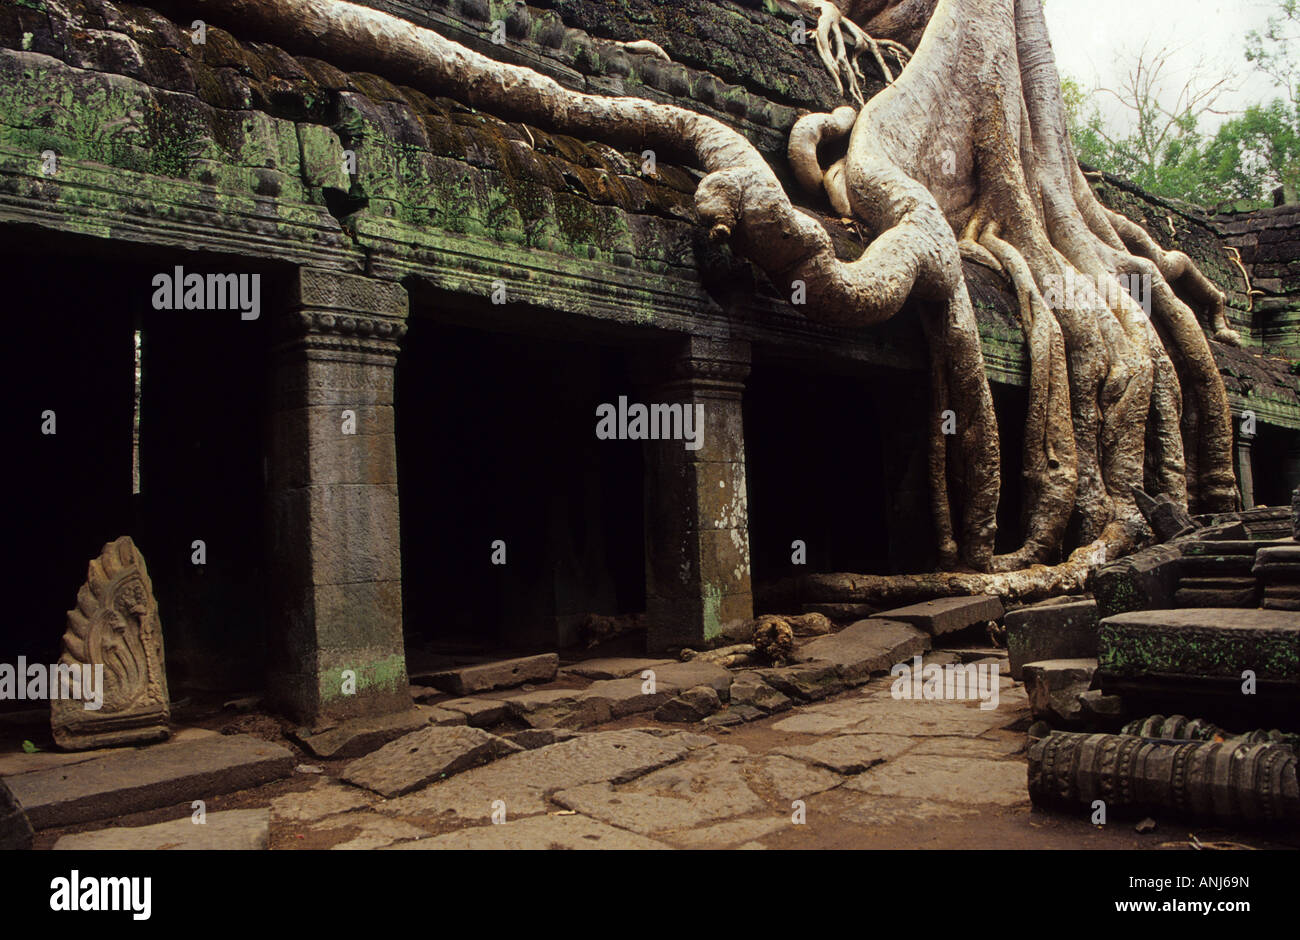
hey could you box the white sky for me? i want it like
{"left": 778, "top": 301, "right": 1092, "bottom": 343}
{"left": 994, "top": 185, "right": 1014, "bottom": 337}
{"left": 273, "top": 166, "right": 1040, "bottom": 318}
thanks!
{"left": 1043, "top": 0, "right": 1286, "bottom": 132}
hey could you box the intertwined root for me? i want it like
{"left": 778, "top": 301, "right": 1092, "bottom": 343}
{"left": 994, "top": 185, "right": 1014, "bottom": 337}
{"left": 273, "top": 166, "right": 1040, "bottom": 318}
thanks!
{"left": 800, "top": 0, "right": 911, "bottom": 103}
{"left": 182, "top": 0, "right": 1240, "bottom": 600}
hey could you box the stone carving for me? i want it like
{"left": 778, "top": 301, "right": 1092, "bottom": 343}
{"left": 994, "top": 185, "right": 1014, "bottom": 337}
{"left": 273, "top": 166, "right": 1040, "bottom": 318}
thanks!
{"left": 51, "top": 537, "right": 170, "bottom": 750}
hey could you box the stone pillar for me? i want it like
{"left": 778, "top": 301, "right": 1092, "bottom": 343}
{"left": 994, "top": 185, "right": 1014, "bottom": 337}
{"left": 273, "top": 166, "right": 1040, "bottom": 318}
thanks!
{"left": 1235, "top": 416, "right": 1256, "bottom": 510}
{"left": 267, "top": 269, "right": 409, "bottom": 726}
{"left": 642, "top": 338, "right": 753, "bottom": 652}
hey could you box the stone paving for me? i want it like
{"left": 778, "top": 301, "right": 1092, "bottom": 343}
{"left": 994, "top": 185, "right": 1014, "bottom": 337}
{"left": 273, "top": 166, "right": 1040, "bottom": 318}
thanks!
{"left": 256, "top": 653, "right": 1033, "bottom": 850}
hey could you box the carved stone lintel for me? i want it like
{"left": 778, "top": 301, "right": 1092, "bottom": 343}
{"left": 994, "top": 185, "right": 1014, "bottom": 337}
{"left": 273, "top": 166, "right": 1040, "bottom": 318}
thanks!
{"left": 51, "top": 537, "right": 170, "bottom": 751}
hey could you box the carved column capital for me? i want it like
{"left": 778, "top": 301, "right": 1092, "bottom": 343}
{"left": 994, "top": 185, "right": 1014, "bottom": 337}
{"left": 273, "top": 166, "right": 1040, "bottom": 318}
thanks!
{"left": 276, "top": 268, "right": 409, "bottom": 357}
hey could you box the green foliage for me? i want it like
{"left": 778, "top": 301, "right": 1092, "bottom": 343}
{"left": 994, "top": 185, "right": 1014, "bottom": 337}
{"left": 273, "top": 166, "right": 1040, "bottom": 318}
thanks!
{"left": 1063, "top": 3, "right": 1300, "bottom": 211}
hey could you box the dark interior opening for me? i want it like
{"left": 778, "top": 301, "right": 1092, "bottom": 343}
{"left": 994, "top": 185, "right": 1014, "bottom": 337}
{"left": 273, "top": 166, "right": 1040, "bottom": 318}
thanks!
{"left": 744, "top": 360, "right": 897, "bottom": 604}
{"left": 5, "top": 242, "right": 270, "bottom": 711}
{"left": 395, "top": 317, "right": 646, "bottom": 664}
{"left": 991, "top": 382, "right": 1029, "bottom": 557}
{"left": 1251, "top": 424, "right": 1300, "bottom": 508}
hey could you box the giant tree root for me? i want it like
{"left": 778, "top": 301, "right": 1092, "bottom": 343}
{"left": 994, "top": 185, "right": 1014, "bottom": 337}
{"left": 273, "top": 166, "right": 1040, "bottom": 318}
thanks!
{"left": 164, "top": 0, "right": 1240, "bottom": 585}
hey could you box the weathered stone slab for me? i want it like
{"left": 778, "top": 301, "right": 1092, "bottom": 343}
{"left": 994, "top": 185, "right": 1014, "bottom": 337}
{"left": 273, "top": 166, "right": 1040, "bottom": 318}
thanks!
{"left": 844, "top": 754, "right": 1029, "bottom": 805}
{"left": 341, "top": 725, "right": 522, "bottom": 798}
{"left": 1022, "top": 659, "right": 1097, "bottom": 725}
{"left": 728, "top": 672, "right": 792, "bottom": 713}
{"left": 1173, "top": 576, "right": 1259, "bottom": 608}
{"left": 0, "top": 778, "right": 33, "bottom": 850}
{"left": 872, "top": 595, "right": 1004, "bottom": 636}
{"left": 53, "top": 809, "right": 269, "bottom": 850}
{"left": 311, "top": 811, "right": 429, "bottom": 850}
{"left": 775, "top": 733, "right": 914, "bottom": 774}
{"left": 653, "top": 686, "right": 722, "bottom": 722}
{"left": 270, "top": 777, "right": 377, "bottom": 823}
{"left": 503, "top": 677, "right": 673, "bottom": 729}
{"left": 1099, "top": 609, "right": 1300, "bottom": 683}
{"left": 391, "top": 813, "right": 670, "bottom": 850}
{"left": 559, "top": 658, "right": 671, "bottom": 680}
{"left": 772, "top": 696, "right": 1015, "bottom": 736}
{"left": 7, "top": 734, "right": 294, "bottom": 830}
{"left": 1005, "top": 600, "right": 1100, "bottom": 680}
{"left": 803, "top": 603, "right": 878, "bottom": 621}
{"left": 797, "top": 619, "right": 931, "bottom": 684}
{"left": 1254, "top": 545, "right": 1300, "bottom": 579}
{"left": 377, "top": 731, "right": 693, "bottom": 824}
{"left": 1094, "top": 544, "right": 1182, "bottom": 618}
{"left": 501, "top": 728, "right": 581, "bottom": 749}
{"left": 51, "top": 537, "right": 171, "bottom": 751}
{"left": 294, "top": 707, "right": 453, "bottom": 760}
{"left": 438, "top": 698, "right": 508, "bottom": 728}
{"left": 419, "top": 654, "right": 559, "bottom": 695}
{"left": 650, "top": 661, "right": 733, "bottom": 698}
{"left": 758, "top": 662, "right": 846, "bottom": 701}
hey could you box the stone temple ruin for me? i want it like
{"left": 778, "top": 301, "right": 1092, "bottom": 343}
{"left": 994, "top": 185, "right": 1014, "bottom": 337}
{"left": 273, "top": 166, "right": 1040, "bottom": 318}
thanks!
{"left": 1, "top": 0, "right": 1298, "bottom": 851}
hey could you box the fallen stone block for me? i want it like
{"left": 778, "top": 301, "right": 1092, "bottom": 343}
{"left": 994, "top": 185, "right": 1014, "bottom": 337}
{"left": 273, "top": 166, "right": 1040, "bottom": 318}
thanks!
{"left": 1022, "top": 659, "right": 1097, "bottom": 725}
{"left": 53, "top": 808, "right": 270, "bottom": 850}
{"left": 0, "top": 778, "right": 33, "bottom": 850}
{"left": 798, "top": 618, "right": 931, "bottom": 685}
{"left": 294, "top": 708, "right": 453, "bottom": 760}
{"left": 1093, "top": 544, "right": 1182, "bottom": 618}
{"left": 341, "top": 725, "right": 522, "bottom": 798}
{"left": 871, "top": 595, "right": 1003, "bottom": 636}
{"left": 758, "top": 662, "right": 846, "bottom": 701}
{"left": 6, "top": 734, "right": 294, "bottom": 830}
{"left": 586, "top": 677, "right": 676, "bottom": 718}
{"left": 501, "top": 728, "right": 581, "bottom": 750}
{"left": 653, "top": 686, "right": 722, "bottom": 723}
{"left": 1005, "top": 600, "right": 1100, "bottom": 680}
{"left": 559, "top": 658, "right": 671, "bottom": 680}
{"left": 728, "top": 672, "right": 793, "bottom": 713}
{"left": 419, "top": 654, "right": 559, "bottom": 695}
{"left": 438, "top": 698, "right": 508, "bottom": 728}
{"left": 700, "top": 706, "right": 762, "bottom": 727}
{"left": 803, "top": 603, "right": 878, "bottom": 622}
{"left": 650, "top": 662, "right": 733, "bottom": 699}
{"left": 1254, "top": 545, "right": 1300, "bottom": 580}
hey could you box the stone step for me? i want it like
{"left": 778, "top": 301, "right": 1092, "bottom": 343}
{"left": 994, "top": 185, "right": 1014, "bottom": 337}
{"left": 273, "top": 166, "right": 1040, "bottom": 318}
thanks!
{"left": 4, "top": 733, "right": 295, "bottom": 830}
{"left": 870, "top": 595, "right": 1004, "bottom": 636}
{"left": 1179, "top": 554, "right": 1257, "bottom": 575}
{"left": 1004, "top": 599, "right": 1099, "bottom": 681}
{"left": 415, "top": 653, "right": 559, "bottom": 695}
{"left": 52, "top": 808, "right": 270, "bottom": 850}
{"left": 1098, "top": 609, "right": 1300, "bottom": 685}
{"left": 1254, "top": 545, "right": 1300, "bottom": 580}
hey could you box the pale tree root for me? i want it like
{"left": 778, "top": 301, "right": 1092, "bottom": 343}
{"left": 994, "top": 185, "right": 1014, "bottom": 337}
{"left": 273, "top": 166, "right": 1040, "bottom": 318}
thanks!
{"left": 805, "top": 521, "right": 1136, "bottom": 606}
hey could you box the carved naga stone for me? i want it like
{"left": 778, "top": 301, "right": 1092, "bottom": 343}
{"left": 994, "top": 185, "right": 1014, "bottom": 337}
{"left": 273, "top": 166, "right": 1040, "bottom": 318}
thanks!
{"left": 51, "top": 537, "right": 171, "bottom": 750}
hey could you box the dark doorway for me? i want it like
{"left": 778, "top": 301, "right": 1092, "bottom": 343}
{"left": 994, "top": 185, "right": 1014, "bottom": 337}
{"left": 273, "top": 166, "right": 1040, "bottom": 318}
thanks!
{"left": 395, "top": 319, "right": 645, "bottom": 661}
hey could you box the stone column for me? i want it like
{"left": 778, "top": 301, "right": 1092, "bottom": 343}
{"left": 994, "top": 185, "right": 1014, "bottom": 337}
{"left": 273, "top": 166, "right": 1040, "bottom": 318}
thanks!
{"left": 267, "top": 269, "right": 410, "bottom": 726}
{"left": 642, "top": 338, "right": 753, "bottom": 652}
{"left": 1235, "top": 415, "right": 1256, "bottom": 510}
